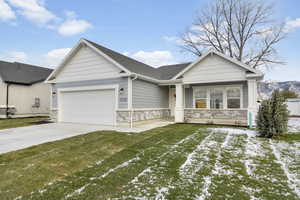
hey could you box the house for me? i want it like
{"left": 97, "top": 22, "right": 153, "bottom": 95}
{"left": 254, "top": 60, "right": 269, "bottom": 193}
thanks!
{"left": 286, "top": 98, "right": 300, "bottom": 116}
{"left": 0, "top": 61, "right": 53, "bottom": 118}
{"left": 46, "top": 38, "right": 263, "bottom": 127}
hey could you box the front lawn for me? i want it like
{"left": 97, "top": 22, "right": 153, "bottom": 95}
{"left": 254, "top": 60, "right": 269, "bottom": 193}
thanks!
{"left": 0, "top": 124, "right": 299, "bottom": 200}
{"left": 0, "top": 117, "right": 49, "bottom": 130}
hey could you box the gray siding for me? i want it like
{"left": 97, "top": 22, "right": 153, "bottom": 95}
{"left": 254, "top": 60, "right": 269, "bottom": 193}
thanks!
{"left": 51, "top": 77, "right": 128, "bottom": 109}
{"left": 184, "top": 81, "right": 248, "bottom": 109}
{"left": 132, "top": 79, "right": 169, "bottom": 108}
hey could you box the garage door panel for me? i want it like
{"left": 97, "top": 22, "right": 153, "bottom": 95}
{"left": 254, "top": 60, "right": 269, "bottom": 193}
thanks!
{"left": 59, "top": 89, "right": 115, "bottom": 125}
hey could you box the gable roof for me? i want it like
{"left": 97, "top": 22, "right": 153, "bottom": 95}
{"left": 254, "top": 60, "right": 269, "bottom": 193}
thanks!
{"left": 85, "top": 40, "right": 163, "bottom": 79}
{"left": 0, "top": 60, "right": 53, "bottom": 85}
{"left": 172, "top": 49, "right": 263, "bottom": 80}
{"left": 47, "top": 38, "right": 263, "bottom": 83}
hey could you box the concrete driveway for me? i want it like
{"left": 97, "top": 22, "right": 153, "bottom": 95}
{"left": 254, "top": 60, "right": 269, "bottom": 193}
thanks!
{"left": 0, "top": 121, "right": 173, "bottom": 154}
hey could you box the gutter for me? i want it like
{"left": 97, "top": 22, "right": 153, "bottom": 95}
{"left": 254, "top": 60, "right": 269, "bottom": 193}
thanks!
{"left": 6, "top": 83, "right": 10, "bottom": 118}
{"left": 121, "top": 73, "right": 183, "bottom": 85}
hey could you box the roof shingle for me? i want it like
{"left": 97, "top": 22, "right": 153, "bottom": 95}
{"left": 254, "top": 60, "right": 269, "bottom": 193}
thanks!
{"left": 86, "top": 40, "right": 163, "bottom": 79}
{"left": 0, "top": 61, "right": 53, "bottom": 85}
{"left": 85, "top": 39, "right": 191, "bottom": 80}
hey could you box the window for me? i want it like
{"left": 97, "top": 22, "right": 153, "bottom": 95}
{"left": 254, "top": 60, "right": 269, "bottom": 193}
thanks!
{"left": 193, "top": 86, "right": 242, "bottom": 109}
{"left": 210, "top": 89, "right": 223, "bottom": 109}
{"left": 194, "top": 89, "right": 207, "bottom": 108}
{"left": 227, "top": 88, "right": 241, "bottom": 108}
{"left": 33, "top": 97, "right": 40, "bottom": 108}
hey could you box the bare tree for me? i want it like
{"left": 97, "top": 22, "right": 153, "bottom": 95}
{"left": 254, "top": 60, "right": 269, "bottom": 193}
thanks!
{"left": 181, "top": 0, "right": 286, "bottom": 69}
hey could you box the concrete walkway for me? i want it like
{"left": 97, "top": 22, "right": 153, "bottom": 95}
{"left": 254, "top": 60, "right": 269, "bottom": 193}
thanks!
{"left": 0, "top": 121, "right": 173, "bottom": 154}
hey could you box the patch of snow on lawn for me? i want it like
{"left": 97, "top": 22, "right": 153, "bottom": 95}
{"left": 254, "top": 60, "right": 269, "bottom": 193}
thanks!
{"left": 130, "top": 168, "right": 152, "bottom": 184}
{"left": 195, "top": 176, "right": 211, "bottom": 200}
{"left": 101, "top": 156, "right": 141, "bottom": 179}
{"left": 131, "top": 130, "right": 203, "bottom": 184}
{"left": 95, "top": 160, "right": 103, "bottom": 165}
{"left": 244, "top": 135, "right": 265, "bottom": 176}
{"left": 196, "top": 133, "right": 232, "bottom": 199}
{"left": 67, "top": 156, "right": 141, "bottom": 198}
{"left": 123, "top": 130, "right": 204, "bottom": 199}
{"left": 208, "top": 128, "right": 257, "bottom": 137}
{"left": 66, "top": 184, "right": 90, "bottom": 199}
{"left": 179, "top": 133, "right": 213, "bottom": 177}
{"left": 288, "top": 118, "right": 300, "bottom": 133}
{"left": 155, "top": 187, "right": 169, "bottom": 200}
{"left": 270, "top": 140, "right": 300, "bottom": 198}
{"left": 212, "top": 133, "right": 232, "bottom": 176}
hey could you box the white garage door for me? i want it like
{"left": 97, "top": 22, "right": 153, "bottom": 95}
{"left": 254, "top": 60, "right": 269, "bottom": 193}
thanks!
{"left": 59, "top": 89, "right": 116, "bottom": 125}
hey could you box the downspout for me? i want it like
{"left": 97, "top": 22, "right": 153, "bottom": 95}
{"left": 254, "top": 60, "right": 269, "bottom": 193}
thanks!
{"left": 6, "top": 83, "right": 10, "bottom": 118}
{"left": 130, "top": 74, "right": 138, "bottom": 128}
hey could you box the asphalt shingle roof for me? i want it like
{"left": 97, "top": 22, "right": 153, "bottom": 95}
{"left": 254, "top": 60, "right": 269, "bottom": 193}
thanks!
{"left": 157, "top": 63, "right": 191, "bottom": 80}
{"left": 86, "top": 39, "right": 191, "bottom": 80}
{"left": 0, "top": 61, "right": 53, "bottom": 85}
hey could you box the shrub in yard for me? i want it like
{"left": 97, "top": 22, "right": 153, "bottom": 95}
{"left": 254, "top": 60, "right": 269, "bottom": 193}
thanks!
{"left": 256, "top": 100, "right": 271, "bottom": 137}
{"left": 256, "top": 90, "right": 289, "bottom": 138}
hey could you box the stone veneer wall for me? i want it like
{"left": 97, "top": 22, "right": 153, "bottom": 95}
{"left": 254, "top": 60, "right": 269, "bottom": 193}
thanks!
{"left": 50, "top": 109, "right": 170, "bottom": 125}
{"left": 0, "top": 107, "right": 16, "bottom": 118}
{"left": 184, "top": 109, "right": 248, "bottom": 126}
{"left": 117, "top": 109, "right": 170, "bottom": 124}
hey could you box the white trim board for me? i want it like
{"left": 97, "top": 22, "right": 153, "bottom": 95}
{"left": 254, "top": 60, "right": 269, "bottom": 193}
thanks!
{"left": 128, "top": 77, "right": 133, "bottom": 109}
{"left": 192, "top": 85, "right": 244, "bottom": 110}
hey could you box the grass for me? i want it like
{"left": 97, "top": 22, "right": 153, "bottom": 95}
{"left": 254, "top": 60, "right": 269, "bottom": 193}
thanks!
{"left": 0, "top": 117, "right": 49, "bottom": 130}
{"left": 276, "top": 133, "right": 300, "bottom": 142}
{"left": 0, "top": 124, "right": 299, "bottom": 200}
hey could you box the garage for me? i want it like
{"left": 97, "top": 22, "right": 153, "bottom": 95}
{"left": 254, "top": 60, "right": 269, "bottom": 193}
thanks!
{"left": 58, "top": 88, "right": 116, "bottom": 125}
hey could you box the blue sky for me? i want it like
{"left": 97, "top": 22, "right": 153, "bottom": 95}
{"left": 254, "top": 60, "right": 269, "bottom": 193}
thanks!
{"left": 0, "top": 0, "right": 299, "bottom": 81}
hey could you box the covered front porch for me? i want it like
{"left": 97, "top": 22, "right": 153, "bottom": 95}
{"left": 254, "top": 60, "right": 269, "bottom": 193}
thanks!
{"left": 167, "top": 80, "right": 258, "bottom": 127}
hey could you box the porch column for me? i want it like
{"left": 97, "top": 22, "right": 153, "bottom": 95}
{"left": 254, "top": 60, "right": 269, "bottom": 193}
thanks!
{"left": 175, "top": 83, "right": 184, "bottom": 123}
{"left": 247, "top": 79, "right": 258, "bottom": 127}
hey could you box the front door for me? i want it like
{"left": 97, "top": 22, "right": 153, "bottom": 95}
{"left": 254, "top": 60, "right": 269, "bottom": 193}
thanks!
{"left": 169, "top": 88, "right": 176, "bottom": 116}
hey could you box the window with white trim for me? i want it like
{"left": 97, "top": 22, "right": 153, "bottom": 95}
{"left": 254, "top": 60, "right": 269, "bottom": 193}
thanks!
{"left": 193, "top": 85, "right": 242, "bottom": 109}
{"left": 227, "top": 87, "right": 241, "bottom": 108}
{"left": 194, "top": 88, "right": 207, "bottom": 108}
{"left": 210, "top": 88, "right": 223, "bottom": 109}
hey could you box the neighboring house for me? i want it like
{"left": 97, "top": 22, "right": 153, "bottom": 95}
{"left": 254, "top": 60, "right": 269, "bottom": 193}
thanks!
{"left": 286, "top": 98, "right": 300, "bottom": 116}
{"left": 46, "top": 38, "right": 263, "bottom": 127}
{"left": 0, "top": 61, "right": 53, "bottom": 118}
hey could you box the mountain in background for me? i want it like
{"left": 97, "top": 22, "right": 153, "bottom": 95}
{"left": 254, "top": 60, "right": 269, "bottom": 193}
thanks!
{"left": 259, "top": 81, "right": 300, "bottom": 99}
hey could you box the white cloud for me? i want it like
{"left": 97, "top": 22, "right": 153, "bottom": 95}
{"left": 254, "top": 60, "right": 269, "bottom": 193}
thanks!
{"left": 284, "top": 18, "right": 300, "bottom": 32}
{"left": 122, "top": 52, "right": 130, "bottom": 56}
{"left": 7, "top": 0, "right": 57, "bottom": 25}
{"left": 58, "top": 19, "right": 92, "bottom": 36}
{"left": 130, "top": 50, "right": 175, "bottom": 67}
{"left": 9, "top": 51, "right": 27, "bottom": 61}
{"left": 163, "top": 36, "right": 183, "bottom": 45}
{"left": 44, "top": 48, "right": 71, "bottom": 67}
{"left": 0, "top": 0, "right": 15, "bottom": 21}
{"left": 257, "top": 27, "right": 274, "bottom": 38}
{"left": 0, "top": 51, "right": 28, "bottom": 62}
{"left": 58, "top": 11, "right": 92, "bottom": 36}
